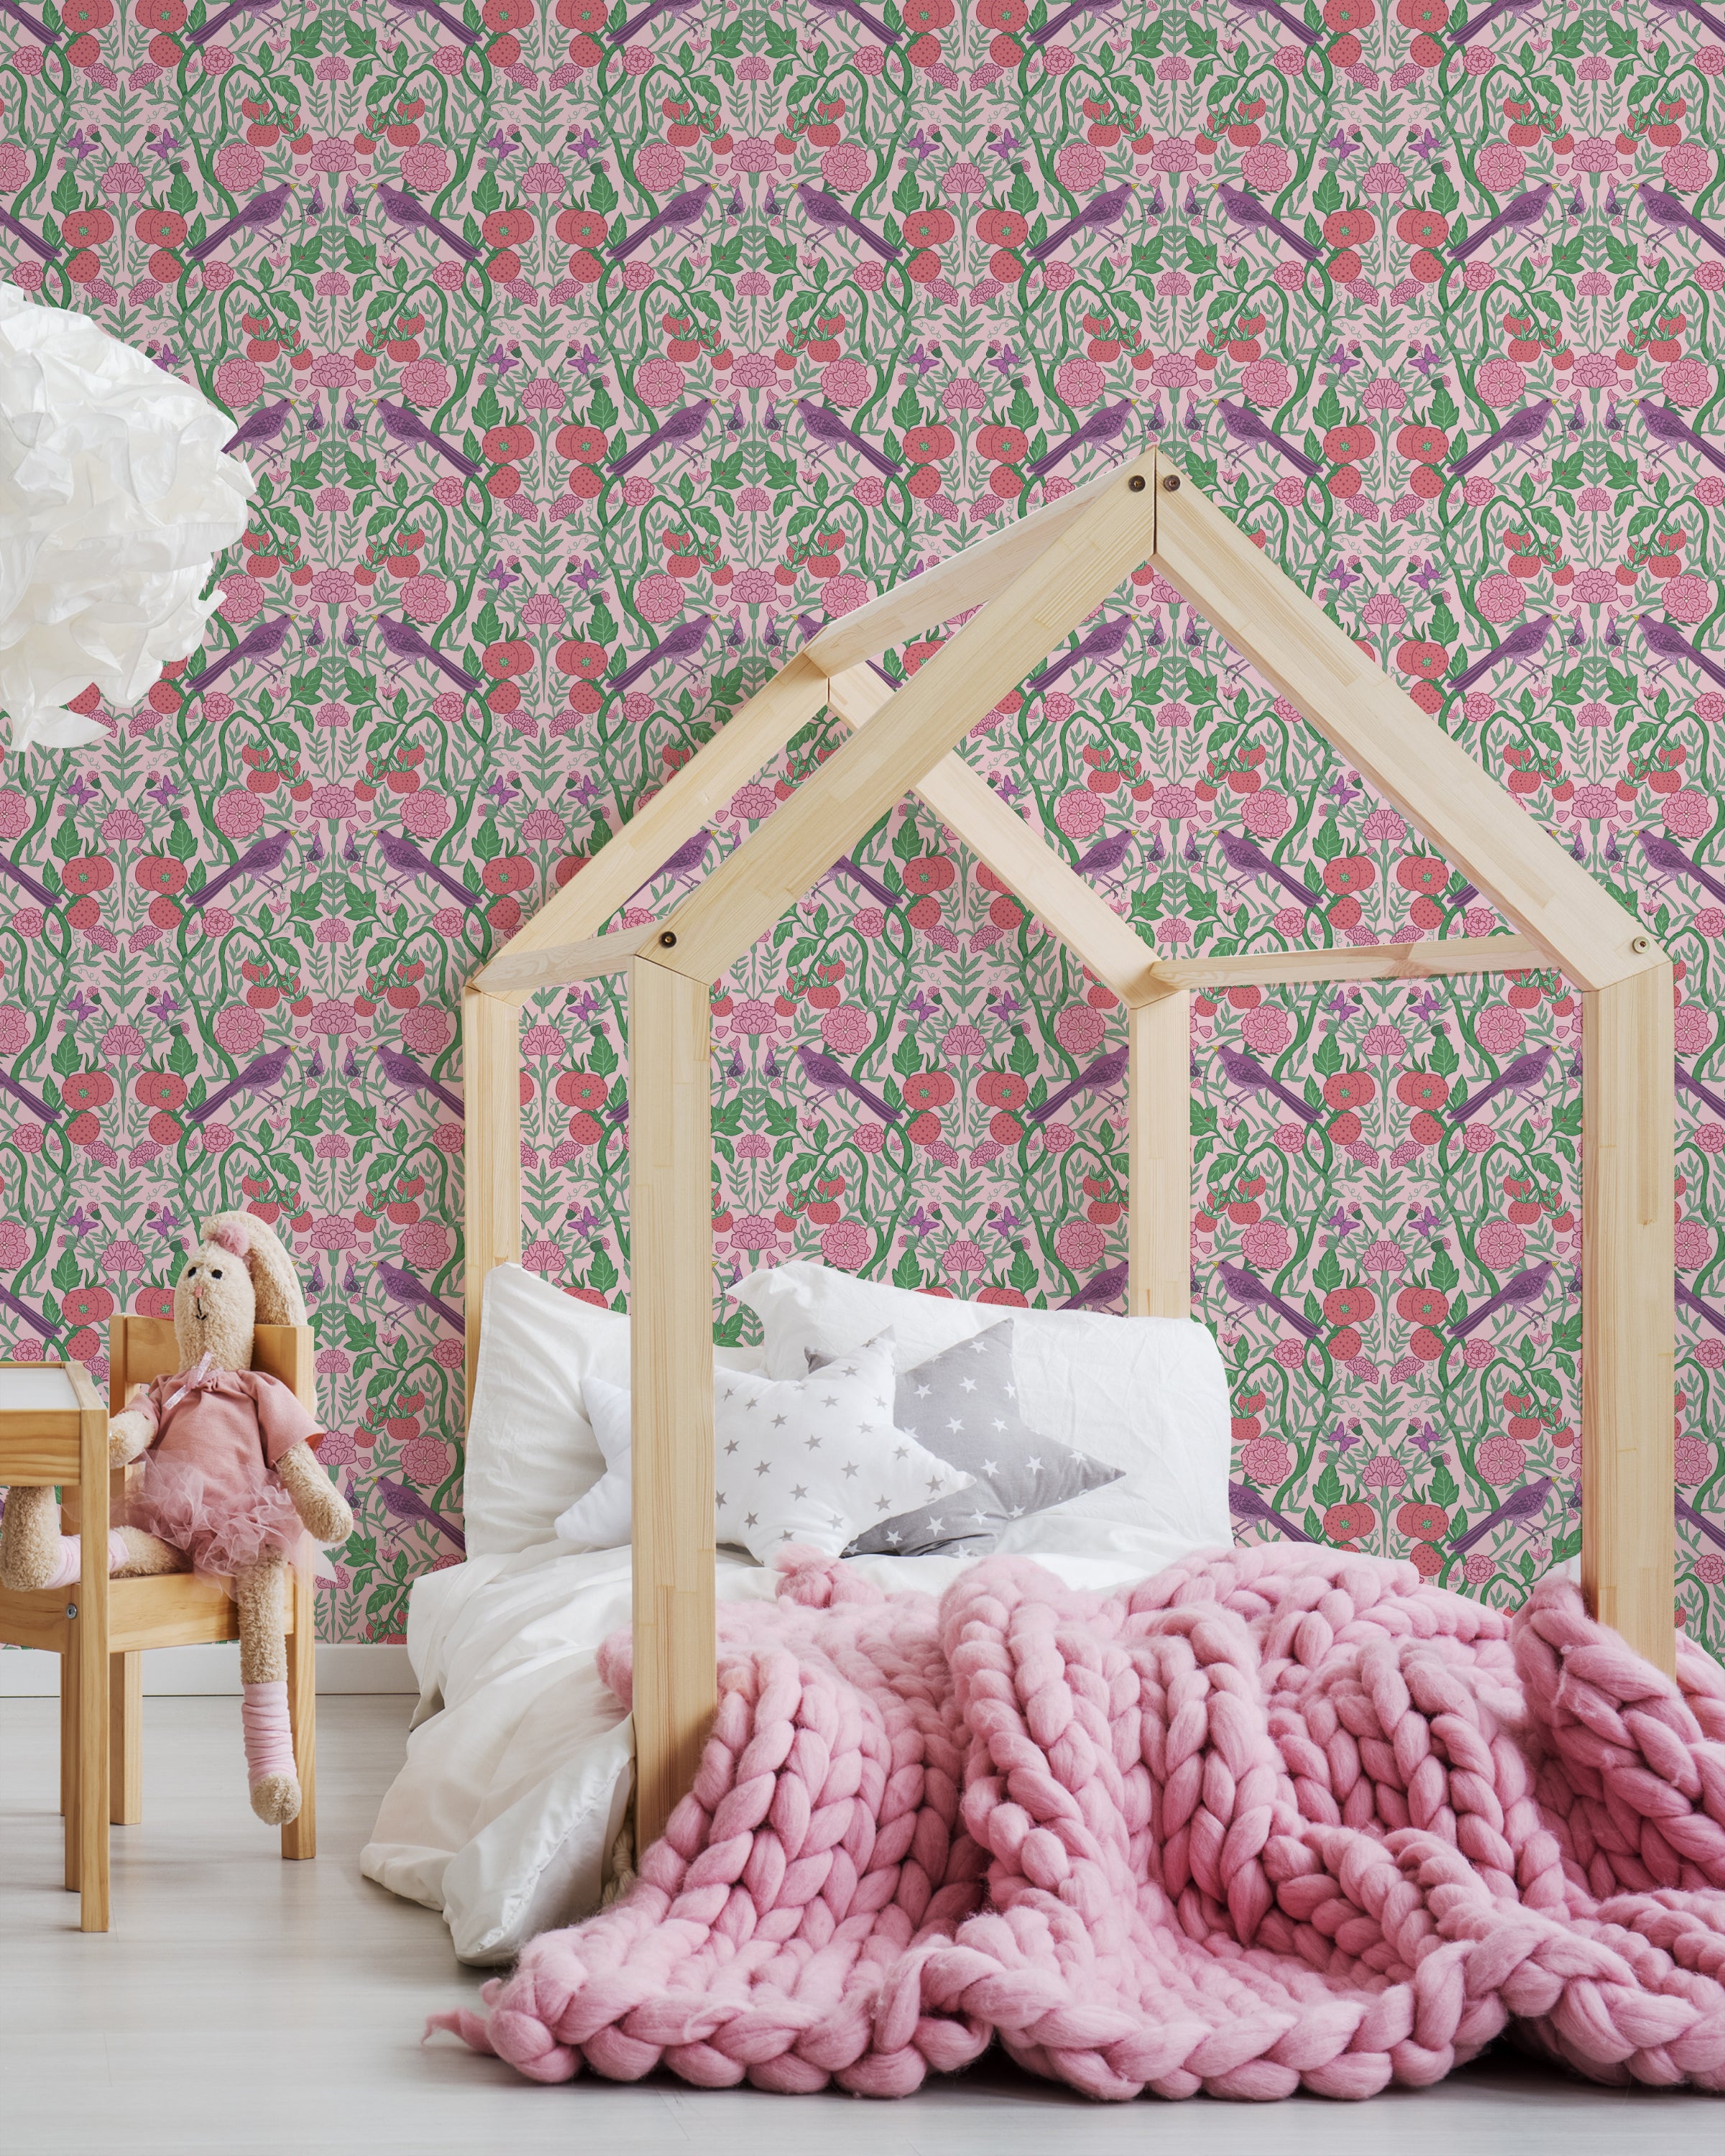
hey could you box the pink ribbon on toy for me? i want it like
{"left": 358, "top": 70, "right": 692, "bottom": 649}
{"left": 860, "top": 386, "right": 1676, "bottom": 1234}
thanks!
{"left": 160, "top": 1350, "right": 216, "bottom": 1416}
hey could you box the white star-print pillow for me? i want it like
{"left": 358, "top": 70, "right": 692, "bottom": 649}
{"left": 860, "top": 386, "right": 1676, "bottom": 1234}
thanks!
{"left": 555, "top": 1336, "right": 972, "bottom": 1564}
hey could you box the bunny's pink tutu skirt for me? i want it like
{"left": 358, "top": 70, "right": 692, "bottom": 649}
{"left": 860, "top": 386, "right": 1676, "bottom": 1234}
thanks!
{"left": 121, "top": 1455, "right": 315, "bottom": 1585}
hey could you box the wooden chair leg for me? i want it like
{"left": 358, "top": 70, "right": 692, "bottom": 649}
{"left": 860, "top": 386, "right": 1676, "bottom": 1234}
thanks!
{"left": 110, "top": 1651, "right": 142, "bottom": 1825}
{"left": 280, "top": 1565, "right": 316, "bottom": 1860}
{"left": 62, "top": 1647, "right": 78, "bottom": 1891}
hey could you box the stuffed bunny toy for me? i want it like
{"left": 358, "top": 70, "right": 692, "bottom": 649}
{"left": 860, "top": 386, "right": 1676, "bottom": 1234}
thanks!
{"left": 0, "top": 1210, "right": 352, "bottom": 1825}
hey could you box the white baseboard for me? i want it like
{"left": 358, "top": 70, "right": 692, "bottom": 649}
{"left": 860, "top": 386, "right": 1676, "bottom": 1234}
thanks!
{"left": 0, "top": 1641, "right": 415, "bottom": 1696}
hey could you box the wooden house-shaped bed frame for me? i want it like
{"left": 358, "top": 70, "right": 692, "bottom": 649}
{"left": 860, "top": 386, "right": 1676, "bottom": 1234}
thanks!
{"left": 463, "top": 450, "right": 1675, "bottom": 1847}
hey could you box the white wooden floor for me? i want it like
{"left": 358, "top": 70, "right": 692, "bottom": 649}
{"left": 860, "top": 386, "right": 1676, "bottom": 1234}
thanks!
{"left": 1, "top": 1695, "right": 1719, "bottom": 2155}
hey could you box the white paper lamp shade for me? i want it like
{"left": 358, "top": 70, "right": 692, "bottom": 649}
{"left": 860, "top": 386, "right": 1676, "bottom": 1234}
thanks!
{"left": 0, "top": 285, "right": 255, "bottom": 754}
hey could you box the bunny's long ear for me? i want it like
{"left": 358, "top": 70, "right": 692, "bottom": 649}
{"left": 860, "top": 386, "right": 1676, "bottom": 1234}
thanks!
{"left": 203, "top": 1209, "right": 307, "bottom": 1327}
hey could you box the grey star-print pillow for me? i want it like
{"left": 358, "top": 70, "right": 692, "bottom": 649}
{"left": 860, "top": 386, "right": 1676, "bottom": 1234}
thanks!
{"left": 812, "top": 1321, "right": 1123, "bottom": 1558}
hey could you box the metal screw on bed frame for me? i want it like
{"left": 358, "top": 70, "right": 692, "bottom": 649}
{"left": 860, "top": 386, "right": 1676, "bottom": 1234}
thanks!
{"left": 1161, "top": 475, "right": 1182, "bottom": 492}
{"left": 1631, "top": 934, "right": 1651, "bottom": 953}
{"left": 1128, "top": 474, "right": 1145, "bottom": 492}
{"left": 659, "top": 931, "right": 677, "bottom": 948}
{"left": 65, "top": 1603, "right": 76, "bottom": 1620}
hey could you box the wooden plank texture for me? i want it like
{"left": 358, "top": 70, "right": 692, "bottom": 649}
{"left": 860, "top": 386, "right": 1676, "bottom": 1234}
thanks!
{"left": 803, "top": 464, "right": 1123, "bottom": 676}
{"left": 111, "top": 1652, "right": 142, "bottom": 1827}
{"left": 1153, "top": 473, "right": 1657, "bottom": 993}
{"left": 1582, "top": 967, "right": 1675, "bottom": 1674}
{"left": 826, "top": 663, "right": 1162, "bottom": 1006}
{"left": 461, "top": 990, "right": 521, "bottom": 1414}
{"left": 655, "top": 449, "right": 1162, "bottom": 983}
{"left": 472, "top": 921, "right": 665, "bottom": 1000}
{"left": 627, "top": 954, "right": 717, "bottom": 1848}
{"left": 474, "top": 650, "right": 831, "bottom": 998}
{"left": 1146, "top": 935, "right": 1546, "bottom": 992}
{"left": 75, "top": 1379, "right": 109, "bottom": 1929}
{"left": 1128, "top": 995, "right": 1191, "bottom": 1319}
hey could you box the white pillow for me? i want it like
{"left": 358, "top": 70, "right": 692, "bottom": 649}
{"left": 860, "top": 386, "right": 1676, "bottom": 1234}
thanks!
{"left": 733, "top": 1261, "right": 1230, "bottom": 1570}
{"left": 561, "top": 1342, "right": 974, "bottom": 1564}
{"left": 464, "top": 1264, "right": 763, "bottom": 1555}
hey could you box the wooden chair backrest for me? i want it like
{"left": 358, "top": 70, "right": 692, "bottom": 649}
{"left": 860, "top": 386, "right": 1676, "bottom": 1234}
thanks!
{"left": 109, "top": 1317, "right": 318, "bottom": 1427}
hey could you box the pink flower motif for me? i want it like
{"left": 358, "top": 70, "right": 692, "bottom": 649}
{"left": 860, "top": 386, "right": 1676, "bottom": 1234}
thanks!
{"left": 823, "top": 575, "right": 868, "bottom": 615}
{"left": 1054, "top": 142, "right": 1106, "bottom": 193}
{"left": 730, "top": 782, "right": 777, "bottom": 821}
{"left": 1240, "top": 1435, "right": 1292, "bottom": 1483}
{"left": 1663, "top": 357, "right": 1712, "bottom": 407}
{"left": 398, "top": 573, "right": 451, "bottom": 623}
{"left": 821, "top": 142, "right": 872, "bottom": 191}
{"left": 309, "top": 1216, "right": 358, "bottom": 1253}
{"left": 1240, "top": 357, "right": 1292, "bottom": 409}
{"left": 1662, "top": 142, "right": 1712, "bottom": 193}
{"left": 1474, "top": 357, "right": 1526, "bottom": 407}
{"left": 1152, "top": 139, "right": 1197, "bottom": 172}
{"left": 1149, "top": 784, "right": 1201, "bottom": 821}
{"left": 0, "top": 1220, "right": 29, "bottom": 1268}
{"left": 1675, "top": 1004, "right": 1714, "bottom": 1054}
{"left": 729, "top": 1214, "right": 779, "bottom": 1252}
{"left": 1241, "top": 1220, "right": 1292, "bottom": 1270}
{"left": 213, "top": 142, "right": 264, "bottom": 190}
{"left": 1475, "top": 1218, "right": 1526, "bottom": 1271}
{"left": 942, "top": 374, "right": 986, "bottom": 410}
{"left": 400, "top": 1005, "right": 452, "bottom": 1056}
{"left": 822, "top": 1221, "right": 872, "bottom": 1271}
{"left": 98, "top": 1021, "right": 144, "bottom": 1060}
{"left": 939, "top": 1237, "right": 985, "bottom": 1275}
{"left": 401, "top": 791, "right": 451, "bottom": 839}
{"left": 1664, "top": 789, "right": 1713, "bottom": 841}
{"left": 1662, "top": 573, "right": 1713, "bottom": 623}
{"left": 635, "top": 572, "right": 686, "bottom": 623}
{"left": 730, "top": 998, "right": 777, "bottom": 1036}
{"left": 1149, "top": 353, "right": 1198, "bottom": 390}
{"left": 1675, "top": 1218, "right": 1713, "bottom": 1269}
{"left": 1474, "top": 141, "right": 1527, "bottom": 193}
{"left": 1475, "top": 1434, "right": 1525, "bottom": 1485}
{"left": 214, "top": 1004, "right": 265, "bottom": 1056}
{"left": 1054, "top": 1001, "right": 1107, "bottom": 1056}
{"left": 213, "top": 356, "right": 264, "bottom": 410}
{"left": 1569, "top": 568, "right": 1618, "bottom": 604}
{"left": 1054, "top": 789, "right": 1104, "bottom": 839}
{"left": 730, "top": 351, "right": 776, "bottom": 389}
{"left": 213, "top": 789, "right": 264, "bottom": 840}
{"left": 401, "top": 1221, "right": 449, "bottom": 1270}
{"left": 1474, "top": 1004, "right": 1527, "bottom": 1056}
{"left": 1362, "top": 1454, "right": 1407, "bottom": 1490}
{"left": 1054, "top": 1220, "right": 1105, "bottom": 1271}
{"left": 1475, "top": 573, "right": 1524, "bottom": 622}
{"left": 308, "top": 569, "right": 356, "bottom": 607}
{"left": 819, "top": 1004, "right": 871, "bottom": 1055}
{"left": 399, "top": 359, "right": 451, "bottom": 408}
{"left": 635, "top": 356, "right": 686, "bottom": 408}
{"left": 730, "top": 137, "right": 777, "bottom": 173}
{"left": 731, "top": 568, "right": 776, "bottom": 605}
{"left": 633, "top": 142, "right": 686, "bottom": 193}
{"left": 1054, "top": 356, "right": 1104, "bottom": 408}
{"left": 1241, "top": 790, "right": 1292, "bottom": 839}
{"left": 1239, "top": 144, "right": 1292, "bottom": 193}
{"left": 820, "top": 357, "right": 872, "bottom": 407}
{"left": 308, "top": 1001, "right": 359, "bottom": 1036}
{"left": 220, "top": 578, "right": 264, "bottom": 625}
{"left": 1570, "top": 351, "right": 1617, "bottom": 387}
{"left": 1241, "top": 1005, "right": 1292, "bottom": 1055}
{"left": 1362, "top": 593, "right": 1405, "bottom": 627}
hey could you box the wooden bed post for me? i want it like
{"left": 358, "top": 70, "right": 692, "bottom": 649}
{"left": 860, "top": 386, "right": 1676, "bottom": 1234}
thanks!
{"left": 627, "top": 951, "right": 717, "bottom": 1849}
{"left": 1128, "top": 991, "right": 1190, "bottom": 1320}
{"left": 462, "top": 989, "right": 521, "bottom": 1415}
{"left": 1582, "top": 963, "right": 1675, "bottom": 1675}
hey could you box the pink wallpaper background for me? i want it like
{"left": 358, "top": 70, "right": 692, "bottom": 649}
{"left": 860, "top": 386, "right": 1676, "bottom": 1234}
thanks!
{"left": 0, "top": 0, "right": 1720, "bottom": 1651}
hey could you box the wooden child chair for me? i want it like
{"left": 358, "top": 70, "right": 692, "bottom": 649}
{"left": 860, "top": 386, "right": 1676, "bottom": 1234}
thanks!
{"left": 0, "top": 1316, "right": 320, "bottom": 1931}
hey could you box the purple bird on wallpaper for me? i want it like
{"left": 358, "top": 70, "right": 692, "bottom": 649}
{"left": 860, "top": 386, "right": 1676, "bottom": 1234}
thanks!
{"left": 831, "top": 856, "right": 903, "bottom": 910}
{"left": 1448, "top": 1477, "right": 1552, "bottom": 1556}
{"left": 1228, "top": 0, "right": 1320, "bottom": 45}
{"left": 372, "top": 1472, "right": 466, "bottom": 1550}
{"left": 1449, "top": 0, "right": 1539, "bottom": 43}
{"left": 377, "top": 1046, "right": 464, "bottom": 1120}
{"left": 796, "top": 185, "right": 901, "bottom": 262}
{"left": 377, "top": 829, "right": 483, "bottom": 912}
{"left": 221, "top": 397, "right": 295, "bottom": 456}
{"left": 385, "top": 0, "right": 482, "bottom": 46}
{"left": 1446, "top": 614, "right": 1552, "bottom": 696}
{"left": 1447, "top": 1043, "right": 1555, "bottom": 1125}
{"left": 1024, "top": 400, "right": 1135, "bottom": 477}
{"left": 796, "top": 1044, "right": 899, "bottom": 1122}
{"left": 374, "top": 182, "right": 480, "bottom": 262}
{"left": 1448, "top": 1261, "right": 1553, "bottom": 1340}
{"left": 1639, "top": 400, "right": 1725, "bottom": 476}
{"left": 1028, "top": 614, "right": 1133, "bottom": 692}
{"left": 0, "top": 1069, "right": 58, "bottom": 1123}
{"left": 375, "top": 1261, "right": 466, "bottom": 1335}
{"left": 1026, "top": 181, "right": 1135, "bottom": 262}
{"left": 611, "top": 0, "right": 698, "bottom": 39}
{"left": 0, "top": 204, "right": 57, "bottom": 264}
{"left": 1676, "top": 1279, "right": 1725, "bottom": 1340}
{"left": 1639, "top": 830, "right": 1725, "bottom": 908}
{"left": 1218, "top": 1261, "right": 1321, "bottom": 1342}
{"left": 1676, "top": 1061, "right": 1725, "bottom": 1122}
{"left": 187, "top": 0, "right": 278, "bottom": 45}
{"left": 375, "top": 615, "right": 482, "bottom": 695}
{"left": 1214, "top": 828, "right": 1323, "bottom": 910}
{"left": 606, "top": 399, "right": 712, "bottom": 477}
{"left": 182, "top": 829, "right": 293, "bottom": 913}
{"left": 0, "top": 1279, "right": 55, "bottom": 1340}
{"left": 1639, "top": 184, "right": 1725, "bottom": 258}
{"left": 1228, "top": 1481, "right": 1316, "bottom": 1542}
{"left": 1678, "top": 1493, "right": 1725, "bottom": 1554}
{"left": 607, "top": 614, "right": 711, "bottom": 696}
{"left": 186, "top": 181, "right": 293, "bottom": 263}
{"left": 0, "top": 847, "right": 60, "bottom": 911}
{"left": 1213, "top": 400, "right": 1322, "bottom": 479}
{"left": 1062, "top": 1260, "right": 1128, "bottom": 1310}
{"left": 1027, "top": 0, "right": 1118, "bottom": 45}
{"left": 374, "top": 397, "right": 479, "bottom": 477}
{"left": 0, "top": 0, "right": 56, "bottom": 45}
{"left": 1072, "top": 829, "right": 1135, "bottom": 877}
{"left": 186, "top": 1046, "right": 293, "bottom": 1128}
{"left": 1638, "top": 614, "right": 1725, "bottom": 695}
{"left": 608, "top": 184, "right": 712, "bottom": 261}
{"left": 1218, "top": 1044, "right": 1322, "bottom": 1125}
{"left": 185, "top": 614, "right": 294, "bottom": 689}
{"left": 1026, "top": 1047, "right": 1130, "bottom": 1125}
{"left": 1215, "top": 183, "right": 1321, "bottom": 264}
{"left": 796, "top": 400, "right": 901, "bottom": 479}
{"left": 806, "top": 0, "right": 900, "bottom": 41}
{"left": 1448, "top": 185, "right": 1552, "bottom": 262}
{"left": 630, "top": 829, "right": 712, "bottom": 903}
{"left": 1448, "top": 400, "right": 1552, "bottom": 478}
{"left": 1649, "top": 0, "right": 1725, "bottom": 42}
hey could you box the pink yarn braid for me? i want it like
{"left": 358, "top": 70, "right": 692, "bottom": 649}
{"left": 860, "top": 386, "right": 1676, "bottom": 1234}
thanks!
{"left": 428, "top": 1549, "right": 1725, "bottom": 2099}
{"left": 241, "top": 1680, "right": 295, "bottom": 1785}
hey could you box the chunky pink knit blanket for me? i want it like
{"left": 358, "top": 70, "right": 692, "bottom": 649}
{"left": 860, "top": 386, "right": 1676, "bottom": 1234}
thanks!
{"left": 433, "top": 1548, "right": 1725, "bottom": 2099}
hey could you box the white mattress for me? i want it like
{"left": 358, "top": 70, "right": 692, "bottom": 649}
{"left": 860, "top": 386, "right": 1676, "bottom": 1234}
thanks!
{"left": 359, "top": 1539, "right": 1166, "bottom": 1963}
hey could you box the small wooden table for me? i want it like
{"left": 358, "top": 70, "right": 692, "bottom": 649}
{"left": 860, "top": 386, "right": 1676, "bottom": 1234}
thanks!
{"left": 0, "top": 1360, "right": 109, "bottom": 1930}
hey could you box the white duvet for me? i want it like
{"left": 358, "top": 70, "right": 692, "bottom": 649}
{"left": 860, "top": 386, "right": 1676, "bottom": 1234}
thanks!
{"left": 360, "top": 1538, "right": 1165, "bottom": 1965}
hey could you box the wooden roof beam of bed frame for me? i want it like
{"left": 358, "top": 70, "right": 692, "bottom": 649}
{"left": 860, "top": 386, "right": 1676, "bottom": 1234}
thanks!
{"left": 1146, "top": 935, "right": 1545, "bottom": 991}
{"left": 642, "top": 448, "right": 1165, "bottom": 985}
{"left": 824, "top": 663, "right": 1164, "bottom": 1008}
{"left": 1150, "top": 472, "right": 1656, "bottom": 993}
{"left": 469, "top": 921, "right": 668, "bottom": 1000}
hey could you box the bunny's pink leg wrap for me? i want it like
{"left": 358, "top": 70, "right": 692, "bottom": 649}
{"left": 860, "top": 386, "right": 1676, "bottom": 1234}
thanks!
{"left": 43, "top": 1531, "right": 129, "bottom": 1588}
{"left": 241, "top": 1680, "right": 295, "bottom": 1785}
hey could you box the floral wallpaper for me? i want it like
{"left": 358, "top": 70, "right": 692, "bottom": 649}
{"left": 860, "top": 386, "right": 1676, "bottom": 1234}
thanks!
{"left": 0, "top": 0, "right": 1721, "bottom": 1654}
